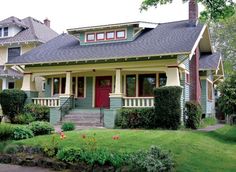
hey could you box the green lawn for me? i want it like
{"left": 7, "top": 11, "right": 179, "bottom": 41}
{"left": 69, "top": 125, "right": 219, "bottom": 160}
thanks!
{"left": 12, "top": 125, "right": 236, "bottom": 172}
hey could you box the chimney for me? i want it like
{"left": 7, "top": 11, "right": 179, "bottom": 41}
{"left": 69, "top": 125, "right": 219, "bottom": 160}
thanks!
{"left": 189, "top": 0, "right": 198, "bottom": 26}
{"left": 44, "top": 18, "right": 50, "bottom": 28}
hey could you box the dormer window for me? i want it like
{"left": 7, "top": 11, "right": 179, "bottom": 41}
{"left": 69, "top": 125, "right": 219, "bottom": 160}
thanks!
{"left": 96, "top": 32, "right": 105, "bottom": 41}
{"left": 87, "top": 33, "right": 95, "bottom": 42}
{"left": 116, "top": 30, "right": 125, "bottom": 39}
{"left": 4, "top": 27, "right": 8, "bottom": 37}
{"left": 106, "top": 31, "right": 115, "bottom": 40}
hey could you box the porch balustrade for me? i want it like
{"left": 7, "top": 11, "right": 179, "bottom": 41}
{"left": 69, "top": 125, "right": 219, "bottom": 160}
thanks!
{"left": 123, "top": 97, "right": 154, "bottom": 108}
{"left": 32, "top": 97, "right": 60, "bottom": 107}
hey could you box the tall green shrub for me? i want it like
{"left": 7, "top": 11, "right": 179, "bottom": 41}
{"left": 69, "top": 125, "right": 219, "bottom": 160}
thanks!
{"left": 154, "top": 86, "right": 182, "bottom": 130}
{"left": 24, "top": 103, "right": 50, "bottom": 121}
{"left": 0, "top": 89, "right": 27, "bottom": 122}
{"left": 185, "top": 101, "right": 202, "bottom": 129}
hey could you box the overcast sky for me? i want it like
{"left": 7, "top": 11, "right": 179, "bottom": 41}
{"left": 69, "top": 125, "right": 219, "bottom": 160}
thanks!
{"left": 1, "top": 0, "right": 204, "bottom": 33}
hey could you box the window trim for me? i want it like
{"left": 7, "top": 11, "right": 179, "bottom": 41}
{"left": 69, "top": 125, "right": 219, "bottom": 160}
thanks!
{"left": 116, "top": 30, "right": 126, "bottom": 39}
{"left": 0, "top": 28, "right": 2, "bottom": 37}
{"left": 7, "top": 47, "right": 21, "bottom": 62}
{"left": 96, "top": 32, "right": 105, "bottom": 41}
{"left": 126, "top": 74, "right": 136, "bottom": 97}
{"left": 185, "top": 72, "right": 190, "bottom": 85}
{"left": 86, "top": 33, "right": 95, "bottom": 42}
{"left": 138, "top": 74, "right": 156, "bottom": 97}
{"left": 77, "top": 77, "right": 86, "bottom": 98}
{"left": 3, "top": 27, "right": 8, "bottom": 37}
{"left": 106, "top": 31, "right": 115, "bottom": 40}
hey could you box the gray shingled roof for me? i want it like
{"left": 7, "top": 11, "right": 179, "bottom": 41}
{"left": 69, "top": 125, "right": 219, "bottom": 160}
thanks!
{"left": 0, "top": 66, "right": 22, "bottom": 78}
{"left": 0, "top": 16, "right": 58, "bottom": 45}
{"left": 199, "top": 52, "right": 221, "bottom": 70}
{"left": 7, "top": 20, "right": 205, "bottom": 65}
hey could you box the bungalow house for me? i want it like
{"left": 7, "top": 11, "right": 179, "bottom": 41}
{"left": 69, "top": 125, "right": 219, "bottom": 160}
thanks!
{"left": 0, "top": 16, "right": 58, "bottom": 96}
{"left": 6, "top": 0, "right": 224, "bottom": 128}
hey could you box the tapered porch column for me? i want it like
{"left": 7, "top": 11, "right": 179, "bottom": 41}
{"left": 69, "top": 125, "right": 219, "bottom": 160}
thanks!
{"left": 109, "top": 68, "right": 123, "bottom": 109}
{"left": 166, "top": 66, "right": 180, "bottom": 86}
{"left": 65, "top": 71, "right": 72, "bottom": 96}
{"left": 2, "top": 78, "right": 8, "bottom": 90}
{"left": 21, "top": 73, "right": 36, "bottom": 91}
{"left": 21, "top": 73, "right": 38, "bottom": 103}
{"left": 115, "top": 68, "right": 122, "bottom": 95}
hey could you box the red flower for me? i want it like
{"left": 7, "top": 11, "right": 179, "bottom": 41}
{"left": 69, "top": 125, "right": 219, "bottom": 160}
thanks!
{"left": 112, "top": 135, "right": 120, "bottom": 140}
{"left": 82, "top": 134, "right": 86, "bottom": 139}
{"left": 60, "top": 131, "right": 66, "bottom": 140}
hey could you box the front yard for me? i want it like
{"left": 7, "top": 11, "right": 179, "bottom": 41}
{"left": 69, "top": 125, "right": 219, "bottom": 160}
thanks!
{"left": 9, "top": 125, "right": 236, "bottom": 172}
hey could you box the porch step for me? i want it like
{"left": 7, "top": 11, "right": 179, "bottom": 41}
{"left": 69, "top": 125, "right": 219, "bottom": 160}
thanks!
{"left": 60, "top": 108, "right": 103, "bottom": 128}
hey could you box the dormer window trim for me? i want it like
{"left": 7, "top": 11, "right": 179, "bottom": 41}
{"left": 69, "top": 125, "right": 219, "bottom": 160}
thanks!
{"left": 96, "top": 32, "right": 105, "bottom": 41}
{"left": 4, "top": 27, "right": 8, "bottom": 37}
{"left": 85, "top": 28, "right": 127, "bottom": 43}
{"left": 116, "top": 30, "right": 126, "bottom": 40}
{"left": 86, "top": 33, "right": 95, "bottom": 42}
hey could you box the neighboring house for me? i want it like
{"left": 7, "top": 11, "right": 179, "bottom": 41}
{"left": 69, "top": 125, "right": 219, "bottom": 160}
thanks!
{"left": 0, "top": 16, "right": 58, "bottom": 96}
{"left": 6, "top": 1, "right": 224, "bottom": 127}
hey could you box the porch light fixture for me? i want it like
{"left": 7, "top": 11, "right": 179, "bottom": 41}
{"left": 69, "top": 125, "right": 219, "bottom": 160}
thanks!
{"left": 93, "top": 69, "right": 96, "bottom": 72}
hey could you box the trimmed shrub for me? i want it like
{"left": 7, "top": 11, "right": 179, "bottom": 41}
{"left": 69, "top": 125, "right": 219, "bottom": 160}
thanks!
{"left": 129, "top": 146, "right": 174, "bottom": 172}
{"left": 61, "top": 122, "right": 75, "bottom": 131}
{"left": 0, "top": 89, "right": 27, "bottom": 122}
{"left": 29, "top": 121, "right": 54, "bottom": 136}
{"left": 154, "top": 86, "right": 182, "bottom": 130}
{"left": 0, "top": 124, "right": 14, "bottom": 140}
{"left": 12, "top": 126, "right": 34, "bottom": 140}
{"left": 115, "top": 108, "right": 155, "bottom": 129}
{"left": 24, "top": 103, "right": 50, "bottom": 121}
{"left": 185, "top": 101, "right": 202, "bottom": 129}
{"left": 14, "top": 113, "right": 36, "bottom": 124}
{"left": 57, "top": 147, "right": 81, "bottom": 163}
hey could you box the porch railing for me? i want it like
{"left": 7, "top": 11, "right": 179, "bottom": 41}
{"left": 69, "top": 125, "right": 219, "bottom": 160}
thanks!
{"left": 32, "top": 97, "right": 60, "bottom": 107}
{"left": 123, "top": 97, "right": 154, "bottom": 108}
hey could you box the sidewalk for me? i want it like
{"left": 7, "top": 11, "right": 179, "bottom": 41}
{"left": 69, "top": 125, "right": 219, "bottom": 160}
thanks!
{"left": 197, "top": 124, "right": 225, "bottom": 132}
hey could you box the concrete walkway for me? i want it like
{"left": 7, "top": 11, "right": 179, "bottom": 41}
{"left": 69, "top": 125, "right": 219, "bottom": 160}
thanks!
{"left": 197, "top": 124, "right": 225, "bottom": 132}
{"left": 0, "top": 164, "right": 58, "bottom": 172}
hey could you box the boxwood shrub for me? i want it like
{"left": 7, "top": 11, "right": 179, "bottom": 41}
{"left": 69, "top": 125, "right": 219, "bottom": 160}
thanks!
{"left": 115, "top": 108, "right": 155, "bottom": 129}
{"left": 24, "top": 103, "right": 50, "bottom": 121}
{"left": 154, "top": 86, "right": 182, "bottom": 130}
{"left": 29, "top": 121, "right": 54, "bottom": 136}
{"left": 185, "top": 101, "right": 202, "bottom": 129}
{"left": 0, "top": 89, "right": 27, "bottom": 122}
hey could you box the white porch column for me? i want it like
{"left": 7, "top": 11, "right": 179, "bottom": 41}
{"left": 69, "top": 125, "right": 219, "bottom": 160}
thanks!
{"left": 115, "top": 68, "right": 122, "bottom": 95}
{"left": 166, "top": 66, "right": 180, "bottom": 86}
{"left": 65, "top": 71, "right": 72, "bottom": 96}
{"left": 21, "top": 73, "right": 36, "bottom": 91}
{"left": 2, "top": 78, "right": 8, "bottom": 90}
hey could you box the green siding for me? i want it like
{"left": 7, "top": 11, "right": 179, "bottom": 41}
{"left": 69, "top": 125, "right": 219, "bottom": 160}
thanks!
{"left": 45, "top": 78, "right": 51, "bottom": 97}
{"left": 24, "top": 91, "right": 39, "bottom": 104}
{"left": 50, "top": 107, "right": 61, "bottom": 125}
{"left": 80, "top": 26, "right": 134, "bottom": 45}
{"left": 104, "top": 109, "right": 117, "bottom": 128}
{"left": 201, "top": 80, "right": 207, "bottom": 114}
{"left": 110, "top": 97, "right": 123, "bottom": 109}
{"left": 75, "top": 77, "right": 93, "bottom": 108}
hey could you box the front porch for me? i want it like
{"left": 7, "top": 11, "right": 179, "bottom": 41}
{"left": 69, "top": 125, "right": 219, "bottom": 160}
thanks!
{"left": 21, "top": 59, "right": 183, "bottom": 127}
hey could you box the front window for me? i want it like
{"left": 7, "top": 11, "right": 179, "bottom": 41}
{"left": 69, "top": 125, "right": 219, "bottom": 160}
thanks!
{"left": 8, "top": 82, "right": 15, "bottom": 89}
{"left": 4, "top": 27, "right": 8, "bottom": 37}
{"left": 72, "top": 77, "right": 76, "bottom": 95}
{"left": 126, "top": 75, "right": 136, "bottom": 97}
{"left": 159, "top": 73, "right": 167, "bottom": 87}
{"left": 139, "top": 74, "right": 156, "bottom": 97}
{"left": 61, "top": 77, "right": 66, "bottom": 94}
{"left": 116, "top": 30, "right": 125, "bottom": 39}
{"left": 77, "top": 77, "right": 84, "bottom": 98}
{"left": 53, "top": 78, "right": 60, "bottom": 95}
{"left": 208, "top": 81, "right": 213, "bottom": 101}
{"left": 8, "top": 47, "right": 21, "bottom": 61}
{"left": 87, "top": 33, "right": 95, "bottom": 42}
{"left": 96, "top": 32, "right": 105, "bottom": 40}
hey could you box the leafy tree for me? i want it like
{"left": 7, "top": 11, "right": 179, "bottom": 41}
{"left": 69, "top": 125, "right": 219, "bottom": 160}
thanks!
{"left": 217, "top": 71, "right": 236, "bottom": 116}
{"left": 140, "top": 0, "right": 235, "bottom": 21}
{"left": 210, "top": 12, "right": 236, "bottom": 73}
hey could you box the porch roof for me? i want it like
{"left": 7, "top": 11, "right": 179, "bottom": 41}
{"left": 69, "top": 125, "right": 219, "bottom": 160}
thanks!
{"left": 7, "top": 20, "right": 206, "bottom": 65}
{"left": 0, "top": 66, "right": 22, "bottom": 78}
{"left": 199, "top": 52, "right": 221, "bottom": 71}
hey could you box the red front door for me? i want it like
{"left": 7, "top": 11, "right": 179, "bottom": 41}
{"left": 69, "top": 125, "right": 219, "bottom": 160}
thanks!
{"left": 95, "top": 76, "right": 112, "bottom": 108}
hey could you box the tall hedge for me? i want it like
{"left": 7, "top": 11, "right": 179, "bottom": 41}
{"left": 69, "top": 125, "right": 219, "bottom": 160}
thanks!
{"left": 0, "top": 89, "right": 27, "bottom": 122}
{"left": 154, "top": 86, "right": 182, "bottom": 130}
{"left": 185, "top": 101, "right": 202, "bottom": 129}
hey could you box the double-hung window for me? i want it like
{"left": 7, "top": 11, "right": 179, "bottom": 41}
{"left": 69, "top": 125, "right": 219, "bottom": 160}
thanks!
{"left": 8, "top": 47, "right": 21, "bottom": 62}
